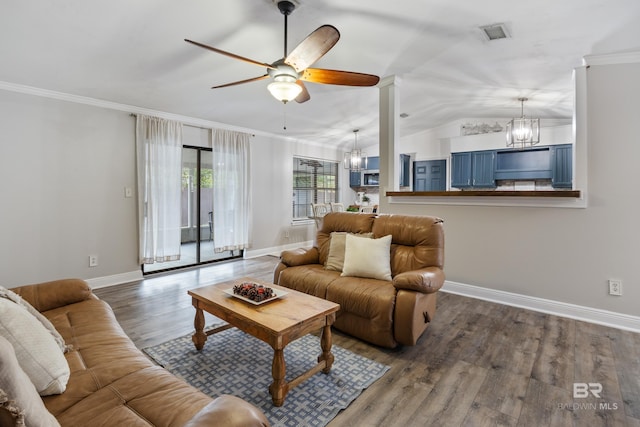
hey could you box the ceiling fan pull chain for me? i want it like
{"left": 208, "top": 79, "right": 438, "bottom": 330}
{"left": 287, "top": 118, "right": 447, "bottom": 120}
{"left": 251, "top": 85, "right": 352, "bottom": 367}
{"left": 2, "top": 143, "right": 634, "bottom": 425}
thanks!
{"left": 283, "top": 103, "right": 287, "bottom": 130}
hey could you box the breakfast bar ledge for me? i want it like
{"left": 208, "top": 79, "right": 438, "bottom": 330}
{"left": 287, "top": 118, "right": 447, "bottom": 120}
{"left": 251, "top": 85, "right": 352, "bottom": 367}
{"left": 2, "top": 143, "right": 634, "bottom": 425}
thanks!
{"left": 386, "top": 190, "right": 581, "bottom": 198}
{"left": 385, "top": 190, "right": 585, "bottom": 208}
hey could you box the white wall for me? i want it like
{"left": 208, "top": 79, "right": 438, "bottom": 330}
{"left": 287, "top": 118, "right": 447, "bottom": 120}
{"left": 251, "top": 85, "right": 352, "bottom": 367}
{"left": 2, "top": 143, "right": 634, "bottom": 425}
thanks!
{"left": 450, "top": 125, "right": 572, "bottom": 152}
{"left": 248, "top": 134, "right": 347, "bottom": 254}
{"left": 0, "top": 91, "right": 139, "bottom": 286}
{"left": 380, "top": 61, "right": 640, "bottom": 318}
{"left": 369, "top": 119, "right": 573, "bottom": 156}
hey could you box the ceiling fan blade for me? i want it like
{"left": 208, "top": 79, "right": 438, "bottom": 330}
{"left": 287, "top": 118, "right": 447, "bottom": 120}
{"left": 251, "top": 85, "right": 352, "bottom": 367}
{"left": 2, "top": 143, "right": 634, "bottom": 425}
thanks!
{"left": 212, "top": 74, "right": 270, "bottom": 89}
{"left": 185, "top": 39, "right": 276, "bottom": 71}
{"left": 300, "top": 68, "right": 380, "bottom": 86}
{"left": 285, "top": 25, "right": 340, "bottom": 72}
{"left": 295, "top": 81, "right": 310, "bottom": 103}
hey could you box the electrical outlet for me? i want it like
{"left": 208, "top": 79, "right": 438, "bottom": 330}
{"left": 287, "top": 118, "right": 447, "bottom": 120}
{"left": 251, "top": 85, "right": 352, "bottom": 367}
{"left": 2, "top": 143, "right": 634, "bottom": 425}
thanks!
{"left": 608, "top": 279, "right": 622, "bottom": 296}
{"left": 89, "top": 255, "right": 98, "bottom": 267}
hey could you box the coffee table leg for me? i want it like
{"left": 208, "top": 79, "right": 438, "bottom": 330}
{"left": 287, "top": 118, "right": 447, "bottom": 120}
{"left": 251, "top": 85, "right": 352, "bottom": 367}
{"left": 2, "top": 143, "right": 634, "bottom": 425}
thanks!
{"left": 319, "top": 324, "right": 334, "bottom": 373}
{"left": 269, "top": 348, "right": 287, "bottom": 407}
{"left": 192, "top": 307, "right": 207, "bottom": 350}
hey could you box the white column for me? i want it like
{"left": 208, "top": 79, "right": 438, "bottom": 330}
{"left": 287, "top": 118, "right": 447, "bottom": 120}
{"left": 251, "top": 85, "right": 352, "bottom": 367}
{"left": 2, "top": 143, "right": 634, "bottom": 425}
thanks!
{"left": 378, "top": 75, "right": 401, "bottom": 204}
{"left": 572, "top": 65, "right": 588, "bottom": 204}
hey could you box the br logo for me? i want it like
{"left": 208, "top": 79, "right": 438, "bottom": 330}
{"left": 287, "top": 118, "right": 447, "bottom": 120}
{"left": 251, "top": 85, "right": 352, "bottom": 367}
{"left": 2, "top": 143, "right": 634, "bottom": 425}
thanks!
{"left": 573, "top": 383, "right": 603, "bottom": 398}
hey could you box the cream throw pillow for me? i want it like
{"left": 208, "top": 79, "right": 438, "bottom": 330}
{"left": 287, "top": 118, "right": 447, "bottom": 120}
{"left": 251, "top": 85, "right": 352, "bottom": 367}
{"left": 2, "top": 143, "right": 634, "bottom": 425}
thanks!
{"left": 0, "top": 336, "right": 61, "bottom": 427}
{"left": 325, "top": 232, "right": 373, "bottom": 272}
{"left": 341, "top": 234, "right": 392, "bottom": 281}
{"left": 0, "top": 286, "right": 67, "bottom": 353}
{"left": 0, "top": 298, "right": 70, "bottom": 396}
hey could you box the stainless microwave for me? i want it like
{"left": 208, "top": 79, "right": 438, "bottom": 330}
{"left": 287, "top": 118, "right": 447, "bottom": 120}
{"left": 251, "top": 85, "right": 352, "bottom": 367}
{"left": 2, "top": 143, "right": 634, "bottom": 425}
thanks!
{"left": 363, "top": 172, "right": 379, "bottom": 186}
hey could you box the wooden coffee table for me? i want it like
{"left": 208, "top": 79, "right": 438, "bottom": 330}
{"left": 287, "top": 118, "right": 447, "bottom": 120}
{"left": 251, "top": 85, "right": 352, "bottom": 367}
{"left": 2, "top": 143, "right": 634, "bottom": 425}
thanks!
{"left": 188, "top": 277, "right": 340, "bottom": 406}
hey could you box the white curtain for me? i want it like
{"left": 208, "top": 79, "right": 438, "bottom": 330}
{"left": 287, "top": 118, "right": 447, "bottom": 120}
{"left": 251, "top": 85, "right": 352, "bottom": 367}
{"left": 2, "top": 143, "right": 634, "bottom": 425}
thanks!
{"left": 212, "top": 129, "right": 251, "bottom": 253}
{"left": 136, "top": 115, "right": 183, "bottom": 264}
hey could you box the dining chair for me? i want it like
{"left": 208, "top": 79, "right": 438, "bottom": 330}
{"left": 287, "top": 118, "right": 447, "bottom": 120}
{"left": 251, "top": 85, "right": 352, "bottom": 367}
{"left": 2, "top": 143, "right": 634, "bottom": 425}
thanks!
{"left": 359, "top": 205, "right": 375, "bottom": 213}
{"left": 311, "top": 203, "right": 330, "bottom": 228}
{"left": 330, "top": 202, "right": 345, "bottom": 212}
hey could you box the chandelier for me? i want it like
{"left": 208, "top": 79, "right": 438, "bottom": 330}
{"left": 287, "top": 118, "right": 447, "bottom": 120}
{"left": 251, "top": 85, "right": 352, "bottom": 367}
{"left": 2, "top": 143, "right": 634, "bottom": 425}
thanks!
{"left": 506, "top": 97, "right": 540, "bottom": 148}
{"left": 343, "top": 129, "right": 367, "bottom": 171}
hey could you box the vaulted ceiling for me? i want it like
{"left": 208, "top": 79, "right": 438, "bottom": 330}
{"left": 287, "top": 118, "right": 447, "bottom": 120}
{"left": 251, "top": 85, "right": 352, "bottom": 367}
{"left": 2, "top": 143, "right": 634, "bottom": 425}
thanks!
{"left": 2, "top": 1, "right": 639, "bottom": 147}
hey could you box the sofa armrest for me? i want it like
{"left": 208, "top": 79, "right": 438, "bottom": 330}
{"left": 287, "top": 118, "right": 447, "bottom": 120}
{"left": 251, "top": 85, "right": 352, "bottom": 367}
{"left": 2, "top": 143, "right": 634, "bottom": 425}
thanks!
{"left": 393, "top": 267, "right": 445, "bottom": 294}
{"left": 280, "top": 247, "right": 319, "bottom": 267}
{"left": 184, "top": 395, "right": 270, "bottom": 427}
{"left": 10, "top": 278, "right": 94, "bottom": 313}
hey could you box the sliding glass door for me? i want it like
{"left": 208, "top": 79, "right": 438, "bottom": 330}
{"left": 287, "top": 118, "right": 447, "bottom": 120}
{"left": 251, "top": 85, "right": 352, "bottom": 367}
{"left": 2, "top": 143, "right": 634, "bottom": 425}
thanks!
{"left": 181, "top": 146, "right": 215, "bottom": 264}
{"left": 143, "top": 146, "right": 239, "bottom": 273}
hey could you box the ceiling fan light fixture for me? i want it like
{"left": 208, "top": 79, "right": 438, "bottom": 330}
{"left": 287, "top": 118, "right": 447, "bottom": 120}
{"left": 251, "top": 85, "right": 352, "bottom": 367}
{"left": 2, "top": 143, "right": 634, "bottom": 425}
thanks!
{"left": 267, "top": 75, "right": 302, "bottom": 103}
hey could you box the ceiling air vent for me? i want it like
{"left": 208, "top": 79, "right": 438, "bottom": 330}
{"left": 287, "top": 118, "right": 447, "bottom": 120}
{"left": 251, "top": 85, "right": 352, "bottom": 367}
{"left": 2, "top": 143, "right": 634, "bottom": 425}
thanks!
{"left": 479, "top": 23, "right": 510, "bottom": 41}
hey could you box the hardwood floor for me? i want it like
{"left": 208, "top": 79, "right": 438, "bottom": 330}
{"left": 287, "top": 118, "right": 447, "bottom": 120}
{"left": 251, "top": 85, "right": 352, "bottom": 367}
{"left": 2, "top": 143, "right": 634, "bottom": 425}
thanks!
{"left": 94, "top": 256, "right": 640, "bottom": 427}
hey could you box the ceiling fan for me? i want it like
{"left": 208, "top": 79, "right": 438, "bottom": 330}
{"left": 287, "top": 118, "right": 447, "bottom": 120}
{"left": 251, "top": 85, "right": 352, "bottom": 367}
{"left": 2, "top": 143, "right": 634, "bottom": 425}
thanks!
{"left": 185, "top": 0, "right": 380, "bottom": 104}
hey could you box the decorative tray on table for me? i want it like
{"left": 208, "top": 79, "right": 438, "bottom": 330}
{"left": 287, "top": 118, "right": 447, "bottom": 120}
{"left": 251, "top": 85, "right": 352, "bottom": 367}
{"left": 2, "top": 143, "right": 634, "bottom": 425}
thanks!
{"left": 224, "top": 282, "right": 286, "bottom": 305}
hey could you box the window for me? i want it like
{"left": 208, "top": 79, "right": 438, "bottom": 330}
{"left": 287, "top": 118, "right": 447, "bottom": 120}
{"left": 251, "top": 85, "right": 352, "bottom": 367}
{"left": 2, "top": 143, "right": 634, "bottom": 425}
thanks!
{"left": 292, "top": 157, "right": 338, "bottom": 219}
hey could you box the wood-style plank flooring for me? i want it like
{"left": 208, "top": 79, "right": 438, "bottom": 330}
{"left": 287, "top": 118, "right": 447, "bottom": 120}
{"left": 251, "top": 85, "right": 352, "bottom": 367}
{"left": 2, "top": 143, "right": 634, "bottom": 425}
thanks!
{"left": 94, "top": 256, "right": 640, "bottom": 427}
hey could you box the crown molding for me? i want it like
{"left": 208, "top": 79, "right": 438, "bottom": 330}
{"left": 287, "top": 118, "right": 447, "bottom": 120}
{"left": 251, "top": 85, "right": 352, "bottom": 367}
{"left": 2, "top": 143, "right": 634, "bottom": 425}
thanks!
{"left": 0, "top": 80, "right": 346, "bottom": 150}
{"left": 582, "top": 51, "right": 640, "bottom": 66}
{"left": 0, "top": 80, "right": 271, "bottom": 137}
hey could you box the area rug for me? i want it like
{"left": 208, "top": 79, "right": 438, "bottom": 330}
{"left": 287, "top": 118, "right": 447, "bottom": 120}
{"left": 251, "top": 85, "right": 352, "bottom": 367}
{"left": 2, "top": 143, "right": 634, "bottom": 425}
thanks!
{"left": 143, "top": 327, "right": 389, "bottom": 427}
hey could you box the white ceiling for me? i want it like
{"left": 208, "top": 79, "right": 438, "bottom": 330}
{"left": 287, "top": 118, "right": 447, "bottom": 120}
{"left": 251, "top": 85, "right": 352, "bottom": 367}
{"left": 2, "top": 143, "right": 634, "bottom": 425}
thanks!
{"left": 2, "top": 1, "right": 640, "bottom": 148}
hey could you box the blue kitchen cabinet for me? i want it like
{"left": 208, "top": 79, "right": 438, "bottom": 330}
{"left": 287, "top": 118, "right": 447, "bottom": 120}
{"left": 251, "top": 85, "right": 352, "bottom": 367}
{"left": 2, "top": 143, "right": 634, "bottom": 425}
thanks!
{"left": 349, "top": 170, "right": 361, "bottom": 187}
{"left": 451, "top": 150, "right": 496, "bottom": 188}
{"left": 399, "top": 154, "right": 411, "bottom": 187}
{"left": 451, "top": 152, "right": 472, "bottom": 188}
{"left": 551, "top": 144, "right": 572, "bottom": 188}
{"left": 471, "top": 150, "right": 497, "bottom": 187}
{"left": 494, "top": 147, "right": 552, "bottom": 180}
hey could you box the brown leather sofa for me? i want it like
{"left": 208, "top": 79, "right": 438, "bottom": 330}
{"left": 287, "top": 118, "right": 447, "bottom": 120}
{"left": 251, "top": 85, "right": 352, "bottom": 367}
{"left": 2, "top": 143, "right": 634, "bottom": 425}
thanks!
{"left": 273, "top": 212, "right": 445, "bottom": 348}
{"left": 2, "top": 279, "right": 269, "bottom": 427}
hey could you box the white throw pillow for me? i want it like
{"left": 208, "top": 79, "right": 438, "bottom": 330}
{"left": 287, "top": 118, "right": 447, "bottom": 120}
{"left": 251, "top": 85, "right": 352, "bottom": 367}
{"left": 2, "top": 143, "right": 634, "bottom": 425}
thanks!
{"left": 0, "top": 286, "right": 67, "bottom": 353}
{"left": 341, "top": 234, "right": 392, "bottom": 281}
{"left": 0, "top": 298, "right": 70, "bottom": 396}
{"left": 0, "top": 336, "right": 61, "bottom": 427}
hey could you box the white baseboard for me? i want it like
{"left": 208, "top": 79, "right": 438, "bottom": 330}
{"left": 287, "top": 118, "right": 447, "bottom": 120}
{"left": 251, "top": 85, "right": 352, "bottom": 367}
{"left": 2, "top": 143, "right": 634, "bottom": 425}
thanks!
{"left": 84, "top": 243, "right": 314, "bottom": 289}
{"left": 86, "top": 270, "right": 143, "bottom": 290}
{"left": 243, "top": 241, "right": 313, "bottom": 259}
{"left": 442, "top": 280, "right": 640, "bottom": 333}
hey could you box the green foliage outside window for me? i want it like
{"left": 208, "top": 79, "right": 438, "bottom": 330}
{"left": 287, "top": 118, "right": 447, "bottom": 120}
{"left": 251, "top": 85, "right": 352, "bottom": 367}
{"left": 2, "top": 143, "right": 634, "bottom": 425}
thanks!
{"left": 182, "top": 168, "right": 213, "bottom": 189}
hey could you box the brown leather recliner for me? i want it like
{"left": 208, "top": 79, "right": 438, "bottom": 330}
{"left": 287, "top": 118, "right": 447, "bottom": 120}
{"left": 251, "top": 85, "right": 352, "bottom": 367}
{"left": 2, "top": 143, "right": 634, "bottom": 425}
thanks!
{"left": 274, "top": 212, "right": 445, "bottom": 348}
